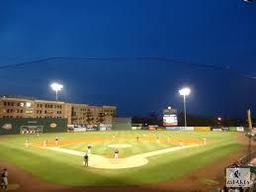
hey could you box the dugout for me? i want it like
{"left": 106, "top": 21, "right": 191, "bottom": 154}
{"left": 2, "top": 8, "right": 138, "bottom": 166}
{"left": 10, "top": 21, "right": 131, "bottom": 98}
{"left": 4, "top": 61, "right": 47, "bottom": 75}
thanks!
{"left": 112, "top": 117, "right": 132, "bottom": 130}
{"left": 0, "top": 118, "right": 67, "bottom": 135}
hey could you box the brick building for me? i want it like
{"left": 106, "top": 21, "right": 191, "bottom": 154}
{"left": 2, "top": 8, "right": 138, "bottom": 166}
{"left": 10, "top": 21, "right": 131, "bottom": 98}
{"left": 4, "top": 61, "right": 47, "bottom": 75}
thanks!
{"left": 0, "top": 96, "right": 116, "bottom": 126}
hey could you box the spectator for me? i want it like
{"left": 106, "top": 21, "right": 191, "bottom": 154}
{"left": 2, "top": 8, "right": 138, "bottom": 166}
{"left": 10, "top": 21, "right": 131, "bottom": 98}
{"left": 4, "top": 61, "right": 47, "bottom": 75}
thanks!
{"left": 1, "top": 168, "right": 8, "bottom": 192}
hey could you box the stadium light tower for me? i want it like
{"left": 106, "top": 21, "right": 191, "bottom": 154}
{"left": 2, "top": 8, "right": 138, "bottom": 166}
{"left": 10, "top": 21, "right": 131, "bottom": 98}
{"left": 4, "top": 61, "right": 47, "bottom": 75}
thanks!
{"left": 179, "top": 87, "right": 191, "bottom": 127}
{"left": 50, "top": 82, "right": 63, "bottom": 100}
{"left": 243, "top": 0, "right": 254, "bottom": 3}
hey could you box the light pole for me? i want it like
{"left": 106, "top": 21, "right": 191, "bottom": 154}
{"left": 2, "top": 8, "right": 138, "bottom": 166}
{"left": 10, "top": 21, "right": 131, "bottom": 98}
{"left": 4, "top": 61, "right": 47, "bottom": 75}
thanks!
{"left": 179, "top": 87, "right": 191, "bottom": 127}
{"left": 50, "top": 82, "right": 63, "bottom": 100}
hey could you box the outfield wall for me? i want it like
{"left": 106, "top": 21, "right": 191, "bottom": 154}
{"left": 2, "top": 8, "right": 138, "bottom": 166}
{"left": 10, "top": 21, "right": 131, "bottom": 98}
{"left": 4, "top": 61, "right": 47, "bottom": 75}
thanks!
{"left": 0, "top": 118, "right": 67, "bottom": 135}
{"left": 166, "top": 126, "right": 211, "bottom": 131}
{"left": 166, "top": 126, "right": 245, "bottom": 132}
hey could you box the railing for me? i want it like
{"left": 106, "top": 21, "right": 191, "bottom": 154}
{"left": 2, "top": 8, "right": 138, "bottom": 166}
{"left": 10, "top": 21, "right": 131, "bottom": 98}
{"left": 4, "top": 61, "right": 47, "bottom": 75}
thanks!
{"left": 238, "top": 151, "right": 256, "bottom": 165}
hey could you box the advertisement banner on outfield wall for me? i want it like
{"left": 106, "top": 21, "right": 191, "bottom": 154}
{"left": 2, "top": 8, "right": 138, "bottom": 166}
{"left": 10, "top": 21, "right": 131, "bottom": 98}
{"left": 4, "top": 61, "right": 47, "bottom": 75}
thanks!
{"left": 166, "top": 127, "right": 181, "bottom": 131}
{"left": 99, "top": 124, "right": 112, "bottom": 131}
{"left": 166, "top": 127, "right": 194, "bottom": 131}
{"left": 236, "top": 127, "right": 244, "bottom": 132}
{"left": 74, "top": 127, "right": 87, "bottom": 132}
{"left": 228, "top": 127, "right": 237, "bottom": 132}
{"left": 194, "top": 127, "right": 211, "bottom": 132}
{"left": 212, "top": 128, "right": 223, "bottom": 132}
{"left": 180, "top": 127, "right": 194, "bottom": 131}
{"left": 132, "top": 126, "right": 142, "bottom": 130}
{"left": 228, "top": 127, "right": 244, "bottom": 132}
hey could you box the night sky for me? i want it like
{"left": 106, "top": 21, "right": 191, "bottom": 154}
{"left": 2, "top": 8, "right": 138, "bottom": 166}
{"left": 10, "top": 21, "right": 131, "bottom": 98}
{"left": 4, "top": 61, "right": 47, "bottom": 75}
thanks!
{"left": 0, "top": 0, "right": 256, "bottom": 118}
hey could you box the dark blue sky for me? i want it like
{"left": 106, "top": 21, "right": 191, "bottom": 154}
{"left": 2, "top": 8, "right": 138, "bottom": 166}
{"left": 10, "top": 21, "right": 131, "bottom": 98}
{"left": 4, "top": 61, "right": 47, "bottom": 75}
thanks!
{"left": 0, "top": 0, "right": 256, "bottom": 118}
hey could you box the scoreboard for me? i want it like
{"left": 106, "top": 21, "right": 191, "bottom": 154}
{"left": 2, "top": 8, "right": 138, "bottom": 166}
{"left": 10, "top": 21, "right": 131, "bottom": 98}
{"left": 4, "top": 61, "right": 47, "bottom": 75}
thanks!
{"left": 163, "top": 107, "right": 178, "bottom": 127}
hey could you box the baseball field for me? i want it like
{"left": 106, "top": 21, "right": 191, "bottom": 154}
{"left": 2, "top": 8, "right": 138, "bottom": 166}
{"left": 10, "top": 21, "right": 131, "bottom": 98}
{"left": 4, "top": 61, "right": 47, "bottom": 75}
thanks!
{"left": 0, "top": 130, "right": 245, "bottom": 191}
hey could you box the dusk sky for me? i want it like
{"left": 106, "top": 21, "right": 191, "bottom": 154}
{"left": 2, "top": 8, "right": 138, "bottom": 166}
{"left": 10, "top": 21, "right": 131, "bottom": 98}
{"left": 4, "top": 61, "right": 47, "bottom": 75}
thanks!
{"left": 0, "top": 0, "right": 256, "bottom": 118}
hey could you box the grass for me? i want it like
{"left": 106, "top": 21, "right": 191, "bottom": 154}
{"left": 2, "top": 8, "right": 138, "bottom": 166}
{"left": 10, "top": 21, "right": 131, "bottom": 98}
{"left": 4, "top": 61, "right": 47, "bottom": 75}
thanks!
{"left": 0, "top": 130, "right": 243, "bottom": 186}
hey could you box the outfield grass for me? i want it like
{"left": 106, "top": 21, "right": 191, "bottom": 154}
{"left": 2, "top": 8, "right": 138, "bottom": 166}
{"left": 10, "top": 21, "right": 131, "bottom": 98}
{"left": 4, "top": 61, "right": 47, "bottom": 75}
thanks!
{"left": 0, "top": 131, "right": 242, "bottom": 186}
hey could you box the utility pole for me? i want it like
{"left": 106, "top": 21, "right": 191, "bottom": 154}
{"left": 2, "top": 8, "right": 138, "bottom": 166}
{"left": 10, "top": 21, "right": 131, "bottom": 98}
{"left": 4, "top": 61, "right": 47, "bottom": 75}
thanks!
{"left": 248, "top": 109, "right": 253, "bottom": 130}
{"left": 247, "top": 109, "right": 253, "bottom": 162}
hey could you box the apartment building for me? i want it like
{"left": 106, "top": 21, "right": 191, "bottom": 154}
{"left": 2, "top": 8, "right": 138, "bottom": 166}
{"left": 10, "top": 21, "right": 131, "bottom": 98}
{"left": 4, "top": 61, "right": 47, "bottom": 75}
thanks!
{"left": 34, "top": 100, "right": 72, "bottom": 124}
{"left": 71, "top": 104, "right": 116, "bottom": 126}
{"left": 0, "top": 96, "right": 116, "bottom": 126}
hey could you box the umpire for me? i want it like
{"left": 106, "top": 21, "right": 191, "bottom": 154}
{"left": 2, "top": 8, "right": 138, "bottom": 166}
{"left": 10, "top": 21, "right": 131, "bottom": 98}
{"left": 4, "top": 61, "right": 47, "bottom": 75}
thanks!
{"left": 84, "top": 153, "right": 89, "bottom": 167}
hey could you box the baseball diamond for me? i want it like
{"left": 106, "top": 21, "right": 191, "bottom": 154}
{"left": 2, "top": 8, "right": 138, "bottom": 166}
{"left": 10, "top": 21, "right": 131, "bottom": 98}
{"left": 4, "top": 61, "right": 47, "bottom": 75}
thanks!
{"left": 0, "top": 130, "right": 245, "bottom": 191}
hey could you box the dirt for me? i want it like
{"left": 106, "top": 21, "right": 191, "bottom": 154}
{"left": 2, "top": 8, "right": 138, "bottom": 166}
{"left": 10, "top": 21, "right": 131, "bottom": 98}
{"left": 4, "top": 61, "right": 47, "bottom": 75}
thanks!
{"left": 0, "top": 134, "right": 251, "bottom": 192}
